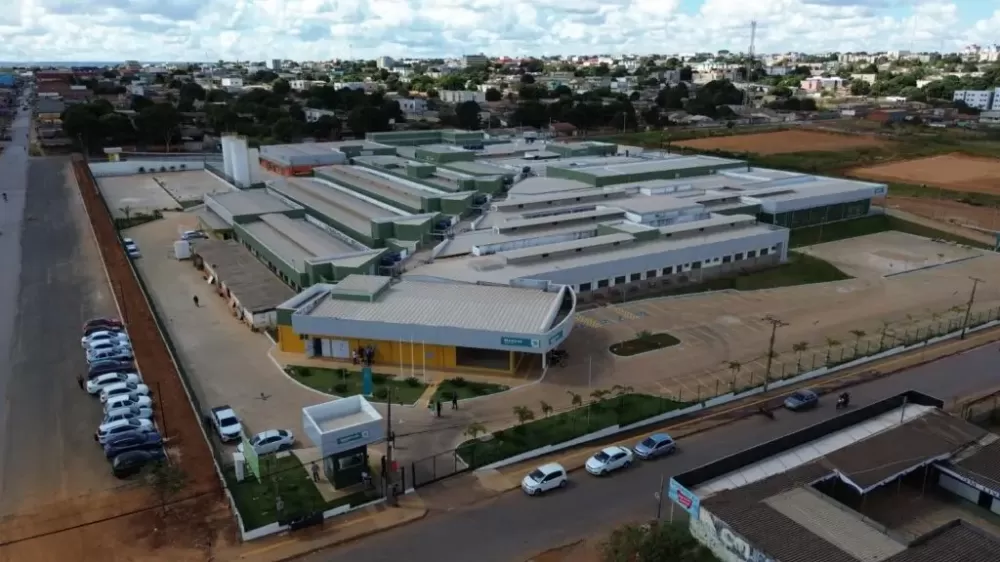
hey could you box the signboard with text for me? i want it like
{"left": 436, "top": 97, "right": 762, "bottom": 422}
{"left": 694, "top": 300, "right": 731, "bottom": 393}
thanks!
{"left": 501, "top": 336, "right": 540, "bottom": 348}
{"left": 668, "top": 478, "right": 701, "bottom": 517}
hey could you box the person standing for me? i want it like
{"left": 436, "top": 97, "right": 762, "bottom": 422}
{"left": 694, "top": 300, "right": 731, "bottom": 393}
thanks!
{"left": 76, "top": 374, "right": 84, "bottom": 390}
{"left": 193, "top": 295, "right": 200, "bottom": 307}
{"left": 311, "top": 462, "right": 320, "bottom": 483}
{"left": 451, "top": 393, "right": 458, "bottom": 410}
{"left": 435, "top": 400, "right": 442, "bottom": 417}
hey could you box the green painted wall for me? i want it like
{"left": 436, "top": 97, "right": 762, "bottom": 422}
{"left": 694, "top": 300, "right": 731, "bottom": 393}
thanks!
{"left": 233, "top": 223, "right": 309, "bottom": 289}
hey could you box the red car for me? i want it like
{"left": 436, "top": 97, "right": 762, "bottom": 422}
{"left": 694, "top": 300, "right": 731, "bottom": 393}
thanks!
{"left": 83, "top": 317, "right": 123, "bottom": 333}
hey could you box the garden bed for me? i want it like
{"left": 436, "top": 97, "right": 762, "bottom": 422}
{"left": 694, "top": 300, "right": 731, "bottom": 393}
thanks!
{"left": 287, "top": 366, "right": 427, "bottom": 405}
{"left": 457, "top": 394, "right": 687, "bottom": 469}
{"left": 431, "top": 377, "right": 509, "bottom": 404}
{"left": 610, "top": 332, "right": 680, "bottom": 356}
{"left": 223, "top": 454, "right": 372, "bottom": 530}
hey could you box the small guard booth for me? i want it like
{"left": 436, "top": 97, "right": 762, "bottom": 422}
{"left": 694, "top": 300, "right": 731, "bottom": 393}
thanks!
{"left": 302, "top": 396, "right": 384, "bottom": 489}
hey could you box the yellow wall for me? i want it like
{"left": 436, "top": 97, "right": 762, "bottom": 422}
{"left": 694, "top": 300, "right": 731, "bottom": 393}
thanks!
{"left": 350, "top": 338, "right": 457, "bottom": 370}
{"left": 278, "top": 325, "right": 306, "bottom": 354}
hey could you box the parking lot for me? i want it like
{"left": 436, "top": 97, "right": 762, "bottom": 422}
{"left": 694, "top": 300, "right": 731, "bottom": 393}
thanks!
{"left": 96, "top": 174, "right": 181, "bottom": 218}
{"left": 0, "top": 157, "right": 130, "bottom": 524}
{"left": 124, "top": 213, "right": 326, "bottom": 452}
{"left": 796, "top": 231, "right": 985, "bottom": 279}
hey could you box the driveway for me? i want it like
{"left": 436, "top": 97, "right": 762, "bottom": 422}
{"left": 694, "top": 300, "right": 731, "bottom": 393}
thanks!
{"left": 309, "top": 341, "right": 1000, "bottom": 562}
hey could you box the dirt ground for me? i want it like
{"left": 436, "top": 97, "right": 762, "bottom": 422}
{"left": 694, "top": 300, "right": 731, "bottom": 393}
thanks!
{"left": 851, "top": 154, "right": 1000, "bottom": 195}
{"left": 881, "top": 196, "right": 1000, "bottom": 231}
{"left": 674, "top": 130, "right": 890, "bottom": 155}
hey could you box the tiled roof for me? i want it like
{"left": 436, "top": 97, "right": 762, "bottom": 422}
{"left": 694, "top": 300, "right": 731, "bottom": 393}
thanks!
{"left": 882, "top": 521, "right": 1000, "bottom": 562}
{"left": 948, "top": 439, "right": 1000, "bottom": 491}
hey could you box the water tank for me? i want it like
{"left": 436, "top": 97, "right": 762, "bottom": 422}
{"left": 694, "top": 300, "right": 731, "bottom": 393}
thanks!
{"left": 173, "top": 240, "right": 192, "bottom": 260}
{"left": 222, "top": 135, "right": 236, "bottom": 178}
{"left": 231, "top": 137, "right": 251, "bottom": 188}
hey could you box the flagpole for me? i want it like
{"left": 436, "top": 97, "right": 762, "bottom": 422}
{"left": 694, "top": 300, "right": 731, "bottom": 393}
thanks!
{"left": 422, "top": 341, "right": 427, "bottom": 382}
{"left": 410, "top": 335, "right": 415, "bottom": 377}
{"left": 398, "top": 338, "right": 404, "bottom": 379}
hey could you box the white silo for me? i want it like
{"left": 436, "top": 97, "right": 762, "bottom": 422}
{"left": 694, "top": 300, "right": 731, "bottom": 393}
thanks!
{"left": 222, "top": 135, "right": 236, "bottom": 178}
{"left": 231, "top": 136, "right": 251, "bottom": 188}
{"left": 247, "top": 148, "right": 263, "bottom": 184}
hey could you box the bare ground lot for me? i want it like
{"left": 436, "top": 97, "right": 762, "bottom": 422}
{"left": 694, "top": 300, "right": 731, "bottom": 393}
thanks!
{"left": 795, "top": 231, "right": 985, "bottom": 279}
{"left": 851, "top": 154, "right": 1000, "bottom": 195}
{"left": 675, "top": 129, "right": 891, "bottom": 155}
{"left": 97, "top": 174, "right": 181, "bottom": 217}
{"left": 882, "top": 196, "right": 1000, "bottom": 232}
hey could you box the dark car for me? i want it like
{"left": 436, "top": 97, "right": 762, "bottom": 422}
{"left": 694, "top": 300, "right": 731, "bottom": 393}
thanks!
{"left": 88, "top": 359, "right": 136, "bottom": 379}
{"left": 111, "top": 449, "right": 166, "bottom": 479}
{"left": 784, "top": 389, "right": 820, "bottom": 412}
{"left": 104, "top": 431, "right": 163, "bottom": 459}
{"left": 83, "top": 317, "right": 123, "bottom": 333}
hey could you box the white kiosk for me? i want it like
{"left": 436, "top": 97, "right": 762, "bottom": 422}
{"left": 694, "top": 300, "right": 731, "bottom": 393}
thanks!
{"left": 302, "top": 396, "right": 384, "bottom": 489}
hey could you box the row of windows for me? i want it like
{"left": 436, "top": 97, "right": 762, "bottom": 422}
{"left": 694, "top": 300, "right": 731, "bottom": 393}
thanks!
{"left": 236, "top": 235, "right": 301, "bottom": 292}
{"left": 574, "top": 245, "right": 778, "bottom": 293}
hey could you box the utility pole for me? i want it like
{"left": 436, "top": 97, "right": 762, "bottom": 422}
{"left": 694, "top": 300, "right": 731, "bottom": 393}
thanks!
{"left": 762, "top": 315, "right": 788, "bottom": 390}
{"left": 385, "top": 386, "right": 397, "bottom": 506}
{"left": 960, "top": 277, "right": 984, "bottom": 340}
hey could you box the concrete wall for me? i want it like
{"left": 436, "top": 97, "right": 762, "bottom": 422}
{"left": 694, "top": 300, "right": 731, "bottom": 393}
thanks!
{"left": 89, "top": 160, "right": 206, "bottom": 177}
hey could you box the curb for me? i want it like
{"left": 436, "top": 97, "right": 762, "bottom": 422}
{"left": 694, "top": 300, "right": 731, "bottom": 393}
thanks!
{"left": 269, "top": 509, "right": 429, "bottom": 562}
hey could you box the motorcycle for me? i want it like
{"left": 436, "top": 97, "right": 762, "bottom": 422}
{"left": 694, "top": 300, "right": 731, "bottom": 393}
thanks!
{"left": 836, "top": 394, "right": 851, "bottom": 410}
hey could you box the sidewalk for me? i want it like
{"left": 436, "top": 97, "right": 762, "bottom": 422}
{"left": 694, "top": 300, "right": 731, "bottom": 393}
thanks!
{"left": 475, "top": 326, "right": 1000, "bottom": 494}
{"left": 216, "top": 494, "right": 427, "bottom": 562}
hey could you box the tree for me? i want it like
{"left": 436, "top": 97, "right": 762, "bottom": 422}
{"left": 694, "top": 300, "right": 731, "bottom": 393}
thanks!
{"left": 567, "top": 391, "right": 582, "bottom": 408}
{"left": 346, "top": 105, "right": 390, "bottom": 137}
{"left": 849, "top": 329, "right": 867, "bottom": 357}
{"left": 601, "top": 521, "right": 719, "bottom": 562}
{"left": 792, "top": 341, "right": 808, "bottom": 372}
{"left": 512, "top": 405, "right": 535, "bottom": 426}
{"left": 850, "top": 80, "right": 872, "bottom": 96}
{"left": 271, "top": 117, "right": 303, "bottom": 142}
{"left": 539, "top": 401, "right": 553, "bottom": 418}
{"left": 484, "top": 87, "right": 502, "bottom": 102}
{"left": 464, "top": 421, "right": 487, "bottom": 440}
{"left": 178, "top": 81, "right": 206, "bottom": 101}
{"left": 878, "top": 320, "right": 893, "bottom": 350}
{"left": 455, "top": 100, "right": 482, "bottom": 130}
{"left": 308, "top": 114, "right": 340, "bottom": 139}
{"left": 136, "top": 103, "right": 181, "bottom": 151}
{"left": 272, "top": 78, "right": 291, "bottom": 97}
{"left": 520, "top": 73, "right": 535, "bottom": 85}
{"left": 99, "top": 112, "right": 136, "bottom": 145}
{"left": 61, "top": 104, "right": 104, "bottom": 151}
{"left": 825, "top": 337, "right": 841, "bottom": 365}
{"left": 726, "top": 360, "right": 742, "bottom": 389}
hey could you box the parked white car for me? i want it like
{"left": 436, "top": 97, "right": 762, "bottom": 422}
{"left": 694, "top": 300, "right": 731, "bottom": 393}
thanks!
{"left": 236, "top": 429, "right": 294, "bottom": 456}
{"left": 87, "top": 346, "right": 134, "bottom": 364}
{"left": 86, "top": 372, "right": 141, "bottom": 395}
{"left": 585, "top": 445, "right": 634, "bottom": 476}
{"left": 521, "top": 462, "right": 568, "bottom": 496}
{"left": 102, "top": 405, "right": 154, "bottom": 424}
{"left": 100, "top": 381, "right": 150, "bottom": 404}
{"left": 85, "top": 340, "right": 132, "bottom": 355}
{"left": 104, "top": 395, "right": 153, "bottom": 413}
{"left": 95, "top": 418, "right": 155, "bottom": 444}
{"left": 81, "top": 331, "right": 130, "bottom": 348}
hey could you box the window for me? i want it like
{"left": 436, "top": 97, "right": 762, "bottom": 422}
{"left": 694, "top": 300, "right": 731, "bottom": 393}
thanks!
{"left": 722, "top": 255, "right": 731, "bottom": 264}
{"left": 760, "top": 248, "right": 769, "bottom": 256}
{"left": 735, "top": 252, "right": 744, "bottom": 261}
{"left": 691, "top": 261, "right": 702, "bottom": 269}
{"left": 597, "top": 279, "right": 609, "bottom": 288}
{"left": 579, "top": 282, "right": 592, "bottom": 292}
{"left": 646, "top": 270, "right": 657, "bottom": 278}
{"left": 630, "top": 273, "right": 641, "bottom": 282}
{"left": 747, "top": 250, "right": 757, "bottom": 258}
{"left": 614, "top": 276, "right": 627, "bottom": 284}
{"left": 663, "top": 266, "right": 674, "bottom": 275}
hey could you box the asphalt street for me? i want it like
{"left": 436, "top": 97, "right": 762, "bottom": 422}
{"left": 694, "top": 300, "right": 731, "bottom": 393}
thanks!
{"left": 311, "top": 342, "right": 1000, "bottom": 562}
{"left": 0, "top": 94, "right": 121, "bottom": 517}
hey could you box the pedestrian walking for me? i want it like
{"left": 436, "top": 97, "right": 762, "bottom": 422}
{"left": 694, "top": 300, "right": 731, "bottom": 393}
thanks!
{"left": 193, "top": 295, "right": 200, "bottom": 307}
{"left": 352, "top": 350, "right": 358, "bottom": 365}
{"left": 380, "top": 455, "right": 387, "bottom": 478}
{"left": 435, "top": 399, "right": 442, "bottom": 417}
{"left": 451, "top": 393, "right": 458, "bottom": 410}
{"left": 361, "top": 469, "right": 371, "bottom": 490}
{"left": 76, "top": 374, "right": 84, "bottom": 390}
{"left": 311, "top": 462, "right": 320, "bottom": 483}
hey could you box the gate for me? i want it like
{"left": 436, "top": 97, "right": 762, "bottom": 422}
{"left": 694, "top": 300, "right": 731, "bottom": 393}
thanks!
{"left": 411, "top": 449, "right": 470, "bottom": 488}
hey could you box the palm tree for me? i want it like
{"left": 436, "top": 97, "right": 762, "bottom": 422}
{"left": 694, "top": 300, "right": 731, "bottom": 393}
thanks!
{"left": 567, "top": 390, "right": 582, "bottom": 409}
{"left": 610, "top": 384, "right": 634, "bottom": 397}
{"left": 726, "top": 360, "right": 742, "bottom": 390}
{"left": 512, "top": 405, "right": 535, "bottom": 425}
{"left": 825, "top": 337, "right": 840, "bottom": 365}
{"left": 118, "top": 205, "right": 132, "bottom": 227}
{"left": 590, "top": 389, "right": 611, "bottom": 407}
{"left": 849, "top": 329, "right": 867, "bottom": 357}
{"left": 792, "top": 342, "right": 808, "bottom": 372}
{"left": 539, "top": 400, "right": 553, "bottom": 418}
{"left": 878, "top": 320, "right": 892, "bottom": 350}
{"left": 464, "top": 421, "right": 487, "bottom": 440}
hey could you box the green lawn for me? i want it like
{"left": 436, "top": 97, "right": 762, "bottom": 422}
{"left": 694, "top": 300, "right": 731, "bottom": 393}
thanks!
{"left": 287, "top": 366, "right": 428, "bottom": 405}
{"left": 431, "top": 377, "right": 509, "bottom": 404}
{"left": 224, "top": 454, "right": 372, "bottom": 530}
{"left": 789, "top": 215, "right": 992, "bottom": 249}
{"left": 610, "top": 332, "right": 680, "bottom": 356}
{"left": 457, "top": 394, "right": 688, "bottom": 469}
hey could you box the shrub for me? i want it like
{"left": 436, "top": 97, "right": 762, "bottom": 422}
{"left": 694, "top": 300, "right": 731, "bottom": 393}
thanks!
{"left": 179, "top": 164, "right": 187, "bottom": 170}
{"left": 374, "top": 387, "right": 389, "bottom": 399}
{"left": 138, "top": 166, "right": 145, "bottom": 173}
{"left": 405, "top": 376, "right": 422, "bottom": 387}
{"left": 443, "top": 390, "right": 457, "bottom": 401}
{"left": 450, "top": 376, "right": 468, "bottom": 388}
{"left": 372, "top": 373, "right": 388, "bottom": 385}
{"left": 333, "top": 383, "right": 348, "bottom": 394}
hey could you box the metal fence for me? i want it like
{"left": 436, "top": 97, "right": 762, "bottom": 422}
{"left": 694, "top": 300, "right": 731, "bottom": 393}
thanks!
{"left": 411, "top": 449, "right": 469, "bottom": 488}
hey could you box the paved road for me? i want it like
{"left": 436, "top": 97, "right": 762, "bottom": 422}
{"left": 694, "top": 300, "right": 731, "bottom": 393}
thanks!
{"left": 311, "top": 342, "right": 1000, "bottom": 562}
{"left": 0, "top": 93, "right": 121, "bottom": 517}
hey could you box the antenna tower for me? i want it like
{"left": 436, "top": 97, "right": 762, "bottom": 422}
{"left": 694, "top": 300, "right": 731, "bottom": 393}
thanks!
{"left": 744, "top": 19, "right": 757, "bottom": 108}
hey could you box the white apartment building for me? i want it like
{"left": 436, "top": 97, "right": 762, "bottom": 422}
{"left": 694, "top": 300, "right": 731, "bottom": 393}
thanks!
{"left": 220, "top": 77, "right": 244, "bottom": 88}
{"left": 333, "top": 81, "right": 379, "bottom": 93}
{"left": 290, "top": 79, "right": 326, "bottom": 91}
{"left": 439, "top": 90, "right": 486, "bottom": 103}
{"left": 461, "top": 54, "right": 489, "bottom": 68}
{"left": 377, "top": 56, "right": 396, "bottom": 69}
{"left": 953, "top": 90, "right": 994, "bottom": 110}
{"left": 398, "top": 97, "right": 428, "bottom": 114}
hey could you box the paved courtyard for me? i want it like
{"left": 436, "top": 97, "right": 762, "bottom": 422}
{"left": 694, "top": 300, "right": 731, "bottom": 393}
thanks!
{"left": 96, "top": 175, "right": 181, "bottom": 218}
{"left": 154, "top": 170, "right": 233, "bottom": 205}
{"left": 797, "top": 231, "right": 985, "bottom": 279}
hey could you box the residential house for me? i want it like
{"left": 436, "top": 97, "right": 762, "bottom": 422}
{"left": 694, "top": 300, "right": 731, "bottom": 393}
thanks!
{"left": 397, "top": 97, "right": 428, "bottom": 114}
{"left": 36, "top": 99, "right": 67, "bottom": 124}
{"left": 800, "top": 77, "right": 845, "bottom": 93}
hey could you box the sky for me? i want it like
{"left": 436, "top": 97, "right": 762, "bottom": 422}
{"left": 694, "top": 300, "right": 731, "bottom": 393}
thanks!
{"left": 0, "top": 0, "right": 998, "bottom": 62}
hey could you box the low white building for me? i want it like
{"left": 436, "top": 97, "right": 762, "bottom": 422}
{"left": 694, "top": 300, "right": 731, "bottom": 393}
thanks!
{"left": 398, "top": 97, "right": 428, "bottom": 114}
{"left": 220, "top": 77, "right": 244, "bottom": 88}
{"left": 439, "top": 90, "right": 486, "bottom": 104}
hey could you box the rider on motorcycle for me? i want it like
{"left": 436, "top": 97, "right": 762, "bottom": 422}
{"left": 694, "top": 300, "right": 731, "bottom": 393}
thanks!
{"left": 837, "top": 392, "right": 850, "bottom": 407}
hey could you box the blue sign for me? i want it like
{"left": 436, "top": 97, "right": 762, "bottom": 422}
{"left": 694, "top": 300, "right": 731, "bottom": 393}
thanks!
{"left": 548, "top": 330, "right": 564, "bottom": 346}
{"left": 362, "top": 366, "right": 373, "bottom": 396}
{"left": 501, "top": 336, "right": 539, "bottom": 348}
{"left": 668, "top": 478, "right": 701, "bottom": 517}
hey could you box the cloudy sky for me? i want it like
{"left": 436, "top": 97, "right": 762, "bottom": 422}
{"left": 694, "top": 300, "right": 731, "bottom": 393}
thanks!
{"left": 0, "top": 0, "right": 997, "bottom": 62}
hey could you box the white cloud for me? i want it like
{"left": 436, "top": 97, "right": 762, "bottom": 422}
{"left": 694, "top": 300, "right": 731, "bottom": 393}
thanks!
{"left": 0, "top": 0, "right": 991, "bottom": 61}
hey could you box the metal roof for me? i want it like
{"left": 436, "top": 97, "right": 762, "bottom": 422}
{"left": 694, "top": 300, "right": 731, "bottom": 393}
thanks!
{"left": 190, "top": 240, "right": 295, "bottom": 312}
{"left": 614, "top": 194, "right": 705, "bottom": 215}
{"left": 207, "top": 189, "right": 296, "bottom": 217}
{"left": 302, "top": 278, "right": 563, "bottom": 334}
